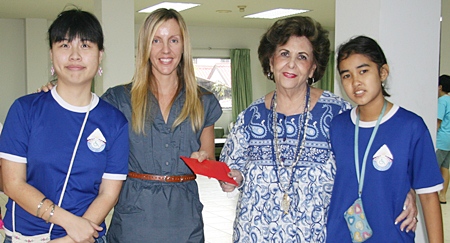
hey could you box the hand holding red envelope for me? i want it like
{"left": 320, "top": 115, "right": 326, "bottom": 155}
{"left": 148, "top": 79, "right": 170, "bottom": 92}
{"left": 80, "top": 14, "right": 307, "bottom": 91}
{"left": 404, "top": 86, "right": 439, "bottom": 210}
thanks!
{"left": 180, "top": 156, "right": 238, "bottom": 186}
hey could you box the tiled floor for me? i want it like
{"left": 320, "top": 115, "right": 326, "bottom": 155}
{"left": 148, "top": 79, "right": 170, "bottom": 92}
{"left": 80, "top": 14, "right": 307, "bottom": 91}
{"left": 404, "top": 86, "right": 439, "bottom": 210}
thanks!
{"left": 197, "top": 175, "right": 237, "bottom": 243}
{"left": 3, "top": 179, "right": 450, "bottom": 242}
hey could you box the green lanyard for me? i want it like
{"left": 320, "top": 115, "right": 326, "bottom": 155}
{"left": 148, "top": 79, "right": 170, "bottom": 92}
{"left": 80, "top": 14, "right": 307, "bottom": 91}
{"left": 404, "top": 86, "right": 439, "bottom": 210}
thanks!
{"left": 354, "top": 100, "right": 387, "bottom": 197}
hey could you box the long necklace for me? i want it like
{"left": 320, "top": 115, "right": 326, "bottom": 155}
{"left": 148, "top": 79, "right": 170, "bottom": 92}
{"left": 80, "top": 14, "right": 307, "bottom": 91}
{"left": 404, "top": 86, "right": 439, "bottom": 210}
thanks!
{"left": 272, "top": 86, "right": 310, "bottom": 214}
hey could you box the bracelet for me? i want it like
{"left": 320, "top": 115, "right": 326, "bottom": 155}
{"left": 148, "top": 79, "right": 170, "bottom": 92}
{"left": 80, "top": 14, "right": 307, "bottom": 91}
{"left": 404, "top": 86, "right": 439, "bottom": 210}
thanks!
{"left": 40, "top": 203, "right": 53, "bottom": 218}
{"left": 45, "top": 204, "right": 56, "bottom": 223}
{"left": 36, "top": 197, "right": 48, "bottom": 217}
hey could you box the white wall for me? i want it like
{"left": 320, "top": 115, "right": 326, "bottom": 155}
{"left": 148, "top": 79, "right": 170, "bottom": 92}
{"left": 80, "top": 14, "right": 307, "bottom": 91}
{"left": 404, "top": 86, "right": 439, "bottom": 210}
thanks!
{"left": 441, "top": 0, "right": 450, "bottom": 75}
{"left": 0, "top": 19, "right": 26, "bottom": 123}
{"left": 25, "top": 18, "right": 49, "bottom": 94}
{"left": 380, "top": 1, "right": 441, "bottom": 139}
{"left": 95, "top": 0, "right": 135, "bottom": 93}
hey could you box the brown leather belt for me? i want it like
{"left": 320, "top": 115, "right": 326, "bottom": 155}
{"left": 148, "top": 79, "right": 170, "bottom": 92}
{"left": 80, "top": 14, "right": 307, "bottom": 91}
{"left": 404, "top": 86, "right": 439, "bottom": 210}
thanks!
{"left": 128, "top": 172, "right": 196, "bottom": 183}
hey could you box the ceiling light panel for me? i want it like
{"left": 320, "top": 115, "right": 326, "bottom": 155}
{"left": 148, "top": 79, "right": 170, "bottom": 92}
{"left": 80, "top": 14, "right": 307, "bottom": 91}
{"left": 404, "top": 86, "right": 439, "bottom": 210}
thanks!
{"left": 244, "top": 8, "right": 310, "bottom": 19}
{"left": 139, "top": 2, "right": 200, "bottom": 13}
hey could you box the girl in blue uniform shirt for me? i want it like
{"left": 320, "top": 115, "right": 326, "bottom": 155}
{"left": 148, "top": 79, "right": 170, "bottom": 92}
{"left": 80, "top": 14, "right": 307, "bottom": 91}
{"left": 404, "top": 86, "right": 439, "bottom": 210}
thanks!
{"left": 326, "top": 36, "right": 443, "bottom": 242}
{"left": 0, "top": 8, "right": 129, "bottom": 243}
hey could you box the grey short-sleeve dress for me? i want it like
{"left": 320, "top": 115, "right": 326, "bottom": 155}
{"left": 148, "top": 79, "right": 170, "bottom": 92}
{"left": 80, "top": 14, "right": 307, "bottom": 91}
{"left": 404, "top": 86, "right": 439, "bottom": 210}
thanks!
{"left": 102, "top": 83, "right": 222, "bottom": 243}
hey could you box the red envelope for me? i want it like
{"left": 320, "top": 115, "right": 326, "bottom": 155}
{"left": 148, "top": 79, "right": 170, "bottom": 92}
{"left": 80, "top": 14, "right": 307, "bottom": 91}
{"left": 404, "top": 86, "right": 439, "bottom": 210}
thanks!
{"left": 180, "top": 156, "right": 238, "bottom": 186}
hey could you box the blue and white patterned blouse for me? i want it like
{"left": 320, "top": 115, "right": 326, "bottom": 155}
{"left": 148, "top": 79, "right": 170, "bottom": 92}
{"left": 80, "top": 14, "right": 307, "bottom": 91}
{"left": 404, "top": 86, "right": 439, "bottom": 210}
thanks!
{"left": 220, "top": 90, "right": 351, "bottom": 243}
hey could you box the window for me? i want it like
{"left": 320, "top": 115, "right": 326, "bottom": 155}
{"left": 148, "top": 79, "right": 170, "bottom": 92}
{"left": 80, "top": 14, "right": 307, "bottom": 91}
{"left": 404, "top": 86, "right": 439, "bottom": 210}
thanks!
{"left": 193, "top": 58, "right": 231, "bottom": 109}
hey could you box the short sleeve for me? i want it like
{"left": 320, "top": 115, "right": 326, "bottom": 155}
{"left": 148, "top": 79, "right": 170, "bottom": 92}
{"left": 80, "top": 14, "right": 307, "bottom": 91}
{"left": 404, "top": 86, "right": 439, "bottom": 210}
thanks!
{"left": 411, "top": 119, "right": 444, "bottom": 193}
{"left": 202, "top": 91, "right": 222, "bottom": 127}
{"left": 438, "top": 97, "right": 447, "bottom": 121}
{"left": 101, "top": 84, "right": 131, "bottom": 109}
{"left": 103, "top": 121, "right": 129, "bottom": 180}
{"left": 220, "top": 110, "right": 249, "bottom": 171}
{"left": 0, "top": 99, "right": 30, "bottom": 163}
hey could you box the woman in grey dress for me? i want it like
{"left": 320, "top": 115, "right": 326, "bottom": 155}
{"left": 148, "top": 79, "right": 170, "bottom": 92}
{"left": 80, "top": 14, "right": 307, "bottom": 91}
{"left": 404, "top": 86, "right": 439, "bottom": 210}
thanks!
{"left": 101, "top": 9, "right": 222, "bottom": 243}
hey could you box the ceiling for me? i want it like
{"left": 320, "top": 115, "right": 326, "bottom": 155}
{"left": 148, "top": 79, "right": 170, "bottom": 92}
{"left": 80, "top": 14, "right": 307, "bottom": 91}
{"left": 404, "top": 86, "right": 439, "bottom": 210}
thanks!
{"left": 0, "top": 0, "right": 336, "bottom": 30}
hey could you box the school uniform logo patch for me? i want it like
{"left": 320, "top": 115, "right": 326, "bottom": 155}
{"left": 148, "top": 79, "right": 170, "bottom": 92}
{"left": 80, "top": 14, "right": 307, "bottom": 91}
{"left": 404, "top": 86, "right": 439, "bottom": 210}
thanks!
{"left": 87, "top": 128, "right": 106, "bottom": 152}
{"left": 372, "top": 144, "right": 393, "bottom": 171}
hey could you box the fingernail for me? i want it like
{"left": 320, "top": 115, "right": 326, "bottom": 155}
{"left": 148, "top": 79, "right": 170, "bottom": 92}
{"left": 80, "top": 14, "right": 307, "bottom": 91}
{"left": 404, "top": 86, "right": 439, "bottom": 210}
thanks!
{"left": 406, "top": 229, "right": 409, "bottom": 233}
{"left": 394, "top": 221, "right": 398, "bottom": 225}
{"left": 403, "top": 205, "right": 407, "bottom": 210}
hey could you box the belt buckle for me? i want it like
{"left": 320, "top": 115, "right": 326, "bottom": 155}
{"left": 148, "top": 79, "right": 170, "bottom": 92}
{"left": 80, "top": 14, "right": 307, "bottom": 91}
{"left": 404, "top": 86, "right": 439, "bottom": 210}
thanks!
{"left": 163, "top": 175, "right": 170, "bottom": 182}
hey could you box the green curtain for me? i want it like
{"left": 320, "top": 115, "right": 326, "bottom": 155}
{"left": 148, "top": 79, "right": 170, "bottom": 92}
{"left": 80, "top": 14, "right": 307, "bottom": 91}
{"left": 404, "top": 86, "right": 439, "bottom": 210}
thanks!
{"left": 315, "top": 51, "right": 334, "bottom": 92}
{"left": 230, "top": 49, "right": 253, "bottom": 121}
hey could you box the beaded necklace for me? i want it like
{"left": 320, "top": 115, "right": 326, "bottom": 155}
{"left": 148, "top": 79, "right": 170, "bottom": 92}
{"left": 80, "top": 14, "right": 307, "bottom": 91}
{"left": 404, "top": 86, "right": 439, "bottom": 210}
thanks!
{"left": 271, "top": 85, "right": 311, "bottom": 214}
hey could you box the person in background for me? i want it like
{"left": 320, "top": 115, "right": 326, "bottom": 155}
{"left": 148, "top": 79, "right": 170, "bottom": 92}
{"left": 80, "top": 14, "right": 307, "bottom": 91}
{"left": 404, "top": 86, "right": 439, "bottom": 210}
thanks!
{"left": 436, "top": 74, "right": 450, "bottom": 204}
{"left": 0, "top": 8, "right": 129, "bottom": 243}
{"left": 327, "top": 35, "right": 443, "bottom": 242}
{"left": 218, "top": 16, "right": 418, "bottom": 242}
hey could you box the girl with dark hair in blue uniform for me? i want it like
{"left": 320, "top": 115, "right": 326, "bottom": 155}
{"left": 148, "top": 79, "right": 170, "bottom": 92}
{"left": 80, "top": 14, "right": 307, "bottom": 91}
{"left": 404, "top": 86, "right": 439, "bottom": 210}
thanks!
{"left": 327, "top": 35, "right": 443, "bottom": 242}
{"left": 0, "top": 8, "right": 129, "bottom": 243}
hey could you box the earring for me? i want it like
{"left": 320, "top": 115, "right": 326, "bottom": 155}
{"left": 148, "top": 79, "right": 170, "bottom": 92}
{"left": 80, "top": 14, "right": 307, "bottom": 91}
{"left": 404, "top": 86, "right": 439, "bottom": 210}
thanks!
{"left": 307, "top": 77, "right": 315, "bottom": 85}
{"left": 50, "top": 66, "right": 55, "bottom": 76}
{"left": 97, "top": 67, "right": 103, "bottom": 76}
{"left": 267, "top": 71, "right": 274, "bottom": 81}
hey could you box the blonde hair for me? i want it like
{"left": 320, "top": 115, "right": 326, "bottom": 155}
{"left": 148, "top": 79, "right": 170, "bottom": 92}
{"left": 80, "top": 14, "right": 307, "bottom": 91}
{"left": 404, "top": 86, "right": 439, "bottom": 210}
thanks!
{"left": 131, "top": 8, "right": 204, "bottom": 134}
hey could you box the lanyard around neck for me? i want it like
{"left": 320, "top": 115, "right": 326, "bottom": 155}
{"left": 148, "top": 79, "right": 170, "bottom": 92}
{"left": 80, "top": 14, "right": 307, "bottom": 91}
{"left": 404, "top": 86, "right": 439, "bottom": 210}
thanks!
{"left": 354, "top": 100, "right": 387, "bottom": 197}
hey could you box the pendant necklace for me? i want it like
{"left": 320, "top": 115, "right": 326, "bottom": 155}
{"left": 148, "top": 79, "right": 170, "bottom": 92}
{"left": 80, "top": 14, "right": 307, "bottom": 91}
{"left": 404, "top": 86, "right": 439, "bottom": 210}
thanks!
{"left": 272, "top": 86, "right": 310, "bottom": 214}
